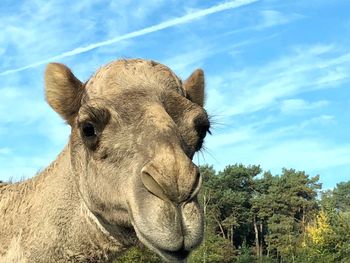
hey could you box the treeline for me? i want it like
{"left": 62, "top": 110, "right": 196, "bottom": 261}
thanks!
{"left": 116, "top": 164, "right": 350, "bottom": 263}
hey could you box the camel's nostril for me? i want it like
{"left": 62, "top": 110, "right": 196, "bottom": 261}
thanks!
{"left": 140, "top": 168, "right": 169, "bottom": 202}
{"left": 188, "top": 168, "right": 202, "bottom": 201}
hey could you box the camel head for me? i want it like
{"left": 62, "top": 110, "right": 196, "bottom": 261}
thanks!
{"left": 44, "top": 59, "right": 210, "bottom": 262}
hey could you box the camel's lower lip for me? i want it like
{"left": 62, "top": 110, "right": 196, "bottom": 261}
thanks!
{"left": 130, "top": 219, "right": 190, "bottom": 262}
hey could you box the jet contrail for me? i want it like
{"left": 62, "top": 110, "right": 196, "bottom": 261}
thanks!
{"left": 0, "top": 0, "right": 258, "bottom": 76}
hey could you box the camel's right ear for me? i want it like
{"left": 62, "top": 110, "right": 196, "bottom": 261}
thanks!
{"left": 183, "top": 69, "right": 205, "bottom": 107}
{"left": 45, "top": 63, "right": 84, "bottom": 125}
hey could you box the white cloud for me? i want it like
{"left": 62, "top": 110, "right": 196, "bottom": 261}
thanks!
{"left": 37, "top": 112, "right": 71, "bottom": 147}
{"left": 280, "top": 99, "right": 329, "bottom": 114}
{"left": 0, "top": 155, "right": 52, "bottom": 182}
{"left": 257, "top": 10, "right": 303, "bottom": 29}
{"left": 0, "top": 148, "right": 12, "bottom": 155}
{"left": 0, "top": 0, "right": 173, "bottom": 76}
{"left": 300, "top": 115, "right": 336, "bottom": 127}
{"left": 205, "top": 44, "right": 350, "bottom": 117}
{"left": 0, "top": 0, "right": 259, "bottom": 76}
{"left": 201, "top": 106, "right": 346, "bottom": 182}
{"left": 207, "top": 129, "right": 253, "bottom": 148}
{"left": 203, "top": 123, "right": 350, "bottom": 176}
{"left": 165, "top": 38, "right": 260, "bottom": 77}
{"left": 256, "top": 140, "right": 350, "bottom": 174}
{"left": 0, "top": 87, "right": 47, "bottom": 123}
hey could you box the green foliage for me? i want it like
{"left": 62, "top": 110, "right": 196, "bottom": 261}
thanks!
{"left": 333, "top": 182, "right": 350, "bottom": 211}
{"left": 235, "top": 242, "right": 255, "bottom": 263}
{"left": 113, "top": 246, "right": 161, "bottom": 263}
{"left": 330, "top": 212, "right": 350, "bottom": 262}
{"left": 202, "top": 164, "right": 261, "bottom": 247}
{"left": 261, "top": 169, "right": 321, "bottom": 260}
{"left": 188, "top": 230, "right": 236, "bottom": 263}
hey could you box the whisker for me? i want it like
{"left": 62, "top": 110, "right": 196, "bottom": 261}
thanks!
{"left": 208, "top": 113, "right": 228, "bottom": 130}
{"left": 200, "top": 144, "right": 220, "bottom": 165}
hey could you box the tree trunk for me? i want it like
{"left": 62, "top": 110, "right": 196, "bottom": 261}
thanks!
{"left": 215, "top": 218, "right": 226, "bottom": 239}
{"left": 259, "top": 222, "right": 263, "bottom": 257}
{"left": 203, "top": 194, "right": 207, "bottom": 263}
{"left": 231, "top": 225, "right": 234, "bottom": 247}
{"left": 254, "top": 216, "right": 260, "bottom": 257}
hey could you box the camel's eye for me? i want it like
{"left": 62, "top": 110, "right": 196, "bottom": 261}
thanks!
{"left": 194, "top": 119, "right": 211, "bottom": 151}
{"left": 80, "top": 121, "right": 99, "bottom": 150}
{"left": 194, "top": 117, "right": 211, "bottom": 140}
{"left": 82, "top": 122, "right": 96, "bottom": 138}
{"left": 196, "top": 122, "right": 211, "bottom": 140}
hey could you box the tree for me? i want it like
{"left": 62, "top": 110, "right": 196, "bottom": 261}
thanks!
{"left": 214, "top": 164, "right": 261, "bottom": 248}
{"left": 256, "top": 169, "right": 320, "bottom": 262}
{"left": 319, "top": 181, "right": 350, "bottom": 262}
{"left": 251, "top": 171, "right": 276, "bottom": 259}
{"left": 333, "top": 182, "right": 350, "bottom": 212}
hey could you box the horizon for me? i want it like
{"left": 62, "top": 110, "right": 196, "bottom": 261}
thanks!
{"left": 0, "top": 0, "right": 349, "bottom": 189}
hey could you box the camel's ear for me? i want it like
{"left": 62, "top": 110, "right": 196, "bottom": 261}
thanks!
{"left": 45, "top": 63, "right": 84, "bottom": 125}
{"left": 183, "top": 69, "right": 205, "bottom": 107}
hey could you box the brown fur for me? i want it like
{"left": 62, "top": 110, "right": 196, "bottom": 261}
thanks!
{"left": 45, "top": 63, "right": 85, "bottom": 125}
{"left": 183, "top": 69, "right": 205, "bottom": 107}
{"left": 0, "top": 59, "right": 209, "bottom": 262}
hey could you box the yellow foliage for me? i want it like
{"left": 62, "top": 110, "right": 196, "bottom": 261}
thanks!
{"left": 305, "top": 210, "right": 333, "bottom": 246}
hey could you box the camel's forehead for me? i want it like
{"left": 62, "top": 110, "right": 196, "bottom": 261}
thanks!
{"left": 85, "top": 59, "right": 184, "bottom": 98}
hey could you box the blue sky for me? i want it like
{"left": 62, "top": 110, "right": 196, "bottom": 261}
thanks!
{"left": 0, "top": 0, "right": 349, "bottom": 189}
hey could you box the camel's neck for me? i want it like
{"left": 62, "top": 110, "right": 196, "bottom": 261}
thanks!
{"left": 0, "top": 146, "right": 127, "bottom": 262}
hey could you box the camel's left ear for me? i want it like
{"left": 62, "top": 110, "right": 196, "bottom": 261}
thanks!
{"left": 183, "top": 69, "right": 205, "bottom": 107}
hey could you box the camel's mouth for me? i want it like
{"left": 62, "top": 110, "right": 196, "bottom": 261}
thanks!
{"left": 131, "top": 220, "right": 191, "bottom": 262}
{"left": 125, "top": 187, "right": 203, "bottom": 262}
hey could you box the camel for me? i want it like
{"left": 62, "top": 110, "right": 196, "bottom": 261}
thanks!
{"left": 0, "top": 59, "right": 210, "bottom": 262}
